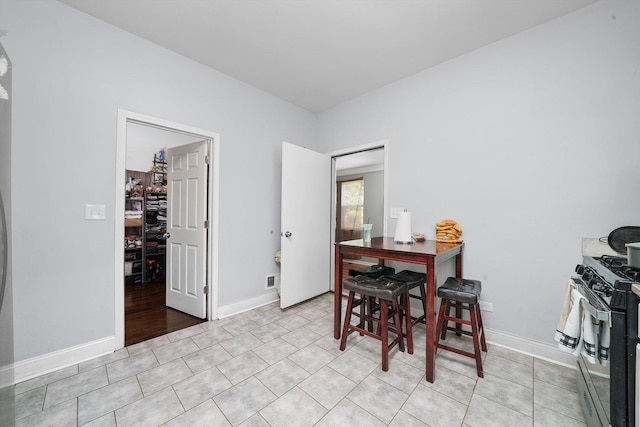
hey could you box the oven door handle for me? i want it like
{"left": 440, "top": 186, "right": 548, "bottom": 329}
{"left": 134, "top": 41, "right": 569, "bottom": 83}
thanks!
{"left": 580, "top": 298, "right": 612, "bottom": 325}
{"left": 573, "top": 278, "right": 611, "bottom": 324}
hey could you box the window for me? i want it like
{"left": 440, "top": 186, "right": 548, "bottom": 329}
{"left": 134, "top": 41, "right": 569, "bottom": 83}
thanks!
{"left": 336, "top": 178, "right": 364, "bottom": 242}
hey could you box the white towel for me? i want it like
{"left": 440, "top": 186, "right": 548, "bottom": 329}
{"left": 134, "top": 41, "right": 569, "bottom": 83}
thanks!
{"left": 580, "top": 307, "right": 597, "bottom": 364}
{"left": 599, "top": 320, "right": 610, "bottom": 367}
{"left": 580, "top": 310, "right": 612, "bottom": 366}
{"left": 555, "top": 278, "right": 612, "bottom": 366}
{"left": 555, "top": 282, "right": 586, "bottom": 353}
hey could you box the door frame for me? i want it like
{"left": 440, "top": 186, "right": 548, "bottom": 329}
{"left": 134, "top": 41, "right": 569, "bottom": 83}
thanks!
{"left": 328, "top": 140, "right": 389, "bottom": 291}
{"left": 114, "top": 109, "right": 220, "bottom": 349}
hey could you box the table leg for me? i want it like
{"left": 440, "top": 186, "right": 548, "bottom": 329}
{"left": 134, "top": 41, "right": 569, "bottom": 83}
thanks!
{"left": 334, "top": 245, "right": 343, "bottom": 339}
{"left": 425, "top": 258, "right": 436, "bottom": 383}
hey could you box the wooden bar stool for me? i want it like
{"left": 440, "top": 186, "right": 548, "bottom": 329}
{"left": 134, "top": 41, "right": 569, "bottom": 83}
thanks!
{"left": 339, "top": 276, "right": 409, "bottom": 371}
{"left": 435, "top": 277, "right": 487, "bottom": 378}
{"left": 347, "top": 264, "right": 395, "bottom": 278}
{"left": 347, "top": 266, "right": 395, "bottom": 333}
{"left": 381, "top": 270, "right": 427, "bottom": 327}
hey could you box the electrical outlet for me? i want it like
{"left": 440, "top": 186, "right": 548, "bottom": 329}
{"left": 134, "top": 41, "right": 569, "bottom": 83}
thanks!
{"left": 479, "top": 301, "right": 493, "bottom": 312}
{"left": 85, "top": 204, "right": 106, "bottom": 220}
{"left": 390, "top": 207, "right": 406, "bottom": 219}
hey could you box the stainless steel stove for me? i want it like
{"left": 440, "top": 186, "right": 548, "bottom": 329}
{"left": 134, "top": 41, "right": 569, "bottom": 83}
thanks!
{"left": 573, "top": 256, "right": 640, "bottom": 427}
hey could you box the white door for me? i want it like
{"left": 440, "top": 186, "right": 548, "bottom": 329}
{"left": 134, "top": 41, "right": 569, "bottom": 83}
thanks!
{"left": 166, "top": 140, "right": 209, "bottom": 318}
{"left": 280, "top": 142, "right": 331, "bottom": 308}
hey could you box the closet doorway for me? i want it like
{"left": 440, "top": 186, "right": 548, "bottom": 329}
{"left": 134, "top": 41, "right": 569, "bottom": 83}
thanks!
{"left": 115, "top": 110, "right": 220, "bottom": 349}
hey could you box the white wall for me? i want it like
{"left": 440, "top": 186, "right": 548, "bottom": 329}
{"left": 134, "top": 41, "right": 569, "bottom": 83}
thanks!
{"left": 317, "top": 0, "right": 640, "bottom": 345}
{"left": 2, "top": 0, "right": 316, "bottom": 362}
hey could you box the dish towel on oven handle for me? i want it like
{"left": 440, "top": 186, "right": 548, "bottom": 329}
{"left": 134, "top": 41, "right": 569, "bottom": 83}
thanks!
{"left": 555, "top": 279, "right": 585, "bottom": 354}
{"left": 580, "top": 309, "right": 610, "bottom": 366}
{"left": 581, "top": 309, "right": 597, "bottom": 363}
{"left": 554, "top": 278, "right": 610, "bottom": 365}
{"left": 598, "top": 318, "right": 610, "bottom": 367}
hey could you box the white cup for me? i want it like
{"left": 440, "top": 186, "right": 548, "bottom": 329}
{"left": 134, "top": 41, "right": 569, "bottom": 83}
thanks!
{"left": 362, "top": 224, "right": 373, "bottom": 243}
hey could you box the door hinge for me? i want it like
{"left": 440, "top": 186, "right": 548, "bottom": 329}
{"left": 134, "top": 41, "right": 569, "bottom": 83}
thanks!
{"left": 205, "top": 155, "right": 209, "bottom": 165}
{"left": 204, "top": 220, "right": 209, "bottom": 229}
{"left": 204, "top": 285, "right": 209, "bottom": 294}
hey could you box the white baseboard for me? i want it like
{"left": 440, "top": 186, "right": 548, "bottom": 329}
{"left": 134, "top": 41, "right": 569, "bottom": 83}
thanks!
{"left": 217, "top": 291, "right": 279, "bottom": 319}
{"left": 407, "top": 300, "right": 577, "bottom": 368}
{"left": 11, "top": 293, "right": 278, "bottom": 385}
{"left": 484, "top": 328, "right": 577, "bottom": 368}
{"left": 14, "top": 336, "right": 115, "bottom": 383}
{"left": 0, "top": 363, "right": 14, "bottom": 390}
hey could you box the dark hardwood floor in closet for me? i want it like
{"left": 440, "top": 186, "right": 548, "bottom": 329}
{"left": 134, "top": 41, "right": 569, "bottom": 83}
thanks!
{"left": 125, "top": 280, "right": 206, "bottom": 347}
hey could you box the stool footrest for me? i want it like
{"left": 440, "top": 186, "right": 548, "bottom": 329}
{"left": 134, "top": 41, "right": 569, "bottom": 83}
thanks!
{"left": 340, "top": 285, "right": 412, "bottom": 371}
{"left": 443, "top": 315, "right": 471, "bottom": 326}
{"left": 445, "top": 326, "right": 473, "bottom": 337}
{"left": 437, "top": 343, "right": 476, "bottom": 360}
{"left": 410, "top": 314, "right": 426, "bottom": 323}
{"left": 345, "top": 325, "right": 403, "bottom": 350}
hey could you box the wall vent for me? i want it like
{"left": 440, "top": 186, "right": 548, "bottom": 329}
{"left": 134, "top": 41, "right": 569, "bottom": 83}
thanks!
{"left": 265, "top": 273, "right": 280, "bottom": 290}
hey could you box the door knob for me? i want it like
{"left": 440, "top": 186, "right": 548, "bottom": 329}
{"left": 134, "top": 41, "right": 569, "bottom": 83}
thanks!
{"left": 283, "top": 231, "right": 292, "bottom": 238}
{"left": 164, "top": 232, "right": 171, "bottom": 238}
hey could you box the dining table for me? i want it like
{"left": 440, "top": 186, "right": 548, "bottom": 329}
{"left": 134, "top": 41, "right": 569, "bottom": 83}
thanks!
{"left": 334, "top": 236, "right": 464, "bottom": 383}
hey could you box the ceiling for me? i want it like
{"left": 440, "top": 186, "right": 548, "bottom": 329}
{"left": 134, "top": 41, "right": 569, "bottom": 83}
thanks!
{"left": 58, "top": 0, "right": 598, "bottom": 113}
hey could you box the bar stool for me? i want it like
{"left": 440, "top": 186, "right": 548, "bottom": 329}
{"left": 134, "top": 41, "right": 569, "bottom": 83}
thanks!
{"left": 435, "top": 277, "right": 487, "bottom": 378}
{"left": 347, "top": 264, "right": 395, "bottom": 278}
{"left": 339, "top": 276, "right": 411, "bottom": 371}
{"left": 381, "top": 270, "right": 427, "bottom": 327}
{"left": 347, "top": 265, "right": 395, "bottom": 332}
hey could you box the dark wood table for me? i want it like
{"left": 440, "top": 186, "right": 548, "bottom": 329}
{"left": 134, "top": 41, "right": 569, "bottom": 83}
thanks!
{"left": 334, "top": 237, "right": 464, "bottom": 383}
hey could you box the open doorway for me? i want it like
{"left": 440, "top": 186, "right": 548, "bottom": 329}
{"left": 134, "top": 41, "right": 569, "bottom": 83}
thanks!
{"left": 124, "top": 125, "right": 207, "bottom": 345}
{"left": 335, "top": 148, "right": 385, "bottom": 242}
{"left": 330, "top": 142, "right": 388, "bottom": 286}
{"left": 115, "top": 110, "right": 220, "bottom": 350}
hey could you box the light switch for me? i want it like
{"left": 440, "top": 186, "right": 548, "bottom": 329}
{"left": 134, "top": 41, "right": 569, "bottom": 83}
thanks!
{"left": 85, "top": 204, "right": 106, "bottom": 220}
{"left": 390, "top": 207, "right": 406, "bottom": 219}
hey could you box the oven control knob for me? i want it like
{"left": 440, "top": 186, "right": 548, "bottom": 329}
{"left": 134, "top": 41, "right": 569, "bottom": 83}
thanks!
{"left": 576, "top": 265, "right": 585, "bottom": 274}
{"left": 583, "top": 270, "right": 593, "bottom": 281}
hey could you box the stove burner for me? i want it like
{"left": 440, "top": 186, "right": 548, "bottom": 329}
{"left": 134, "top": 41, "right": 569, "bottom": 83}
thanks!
{"left": 600, "top": 255, "right": 626, "bottom": 269}
{"left": 620, "top": 266, "right": 640, "bottom": 282}
{"left": 575, "top": 264, "right": 613, "bottom": 300}
{"left": 598, "top": 256, "right": 640, "bottom": 282}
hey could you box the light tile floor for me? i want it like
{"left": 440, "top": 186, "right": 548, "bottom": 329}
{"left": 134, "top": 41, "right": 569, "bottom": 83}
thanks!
{"left": 12, "top": 293, "right": 586, "bottom": 426}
